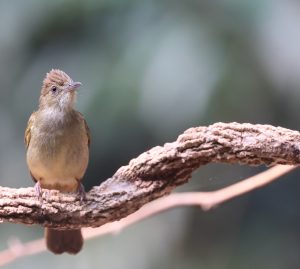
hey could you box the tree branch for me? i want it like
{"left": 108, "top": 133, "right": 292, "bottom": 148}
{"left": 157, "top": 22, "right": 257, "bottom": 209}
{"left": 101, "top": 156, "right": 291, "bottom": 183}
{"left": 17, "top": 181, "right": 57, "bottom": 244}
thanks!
{"left": 0, "top": 165, "right": 296, "bottom": 267}
{"left": 0, "top": 122, "right": 299, "bottom": 229}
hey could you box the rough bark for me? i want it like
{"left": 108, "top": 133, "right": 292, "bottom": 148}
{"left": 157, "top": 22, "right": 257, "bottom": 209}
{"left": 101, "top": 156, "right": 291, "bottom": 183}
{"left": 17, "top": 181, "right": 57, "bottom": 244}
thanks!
{"left": 0, "top": 122, "right": 299, "bottom": 229}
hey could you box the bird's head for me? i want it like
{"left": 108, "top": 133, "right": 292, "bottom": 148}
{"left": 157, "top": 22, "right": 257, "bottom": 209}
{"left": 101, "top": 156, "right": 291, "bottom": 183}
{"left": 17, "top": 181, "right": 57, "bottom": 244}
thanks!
{"left": 39, "top": 69, "right": 81, "bottom": 111}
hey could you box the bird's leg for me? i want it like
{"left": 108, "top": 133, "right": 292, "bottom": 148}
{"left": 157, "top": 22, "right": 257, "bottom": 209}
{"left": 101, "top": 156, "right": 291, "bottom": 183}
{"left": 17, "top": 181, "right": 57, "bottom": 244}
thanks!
{"left": 34, "top": 181, "right": 43, "bottom": 203}
{"left": 76, "top": 181, "right": 86, "bottom": 202}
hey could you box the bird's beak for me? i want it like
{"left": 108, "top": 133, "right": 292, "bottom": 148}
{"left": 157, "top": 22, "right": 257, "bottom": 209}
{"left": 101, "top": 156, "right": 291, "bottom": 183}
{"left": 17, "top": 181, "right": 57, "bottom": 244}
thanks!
{"left": 66, "top": 81, "right": 82, "bottom": 91}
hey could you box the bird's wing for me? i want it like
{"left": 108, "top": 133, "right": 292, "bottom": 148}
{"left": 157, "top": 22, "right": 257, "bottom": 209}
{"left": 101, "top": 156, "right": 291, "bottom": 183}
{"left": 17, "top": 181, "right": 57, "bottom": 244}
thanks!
{"left": 24, "top": 112, "right": 36, "bottom": 149}
{"left": 78, "top": 112, "right": 91, "bottom": 148}
{"left": 84, "top": 118, "right": 91, "bottom": 148}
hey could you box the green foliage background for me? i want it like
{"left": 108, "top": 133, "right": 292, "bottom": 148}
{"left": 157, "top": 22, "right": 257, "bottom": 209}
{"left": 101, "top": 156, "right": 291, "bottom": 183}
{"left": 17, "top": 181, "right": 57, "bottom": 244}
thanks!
{"left": 1, "top": 0, "right": 300, "bottom": 268}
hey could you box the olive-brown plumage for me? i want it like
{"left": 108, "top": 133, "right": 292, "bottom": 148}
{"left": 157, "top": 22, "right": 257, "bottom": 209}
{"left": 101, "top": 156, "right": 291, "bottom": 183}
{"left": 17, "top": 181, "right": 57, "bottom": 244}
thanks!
{"left": 25, "top": 69, "right": 90, "bottom": 254}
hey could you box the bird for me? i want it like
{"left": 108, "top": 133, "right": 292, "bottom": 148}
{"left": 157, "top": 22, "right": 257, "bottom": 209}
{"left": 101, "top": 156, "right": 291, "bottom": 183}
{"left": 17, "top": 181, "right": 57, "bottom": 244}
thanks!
{"left": 24, "top": 69, "right": 90, "bottom": 254}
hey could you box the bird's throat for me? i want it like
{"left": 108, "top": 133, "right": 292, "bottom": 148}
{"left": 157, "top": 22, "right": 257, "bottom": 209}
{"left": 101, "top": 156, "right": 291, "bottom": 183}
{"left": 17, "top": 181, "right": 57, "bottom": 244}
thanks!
{"left": 40, "top": 106, "right": 75, "bottom": 127}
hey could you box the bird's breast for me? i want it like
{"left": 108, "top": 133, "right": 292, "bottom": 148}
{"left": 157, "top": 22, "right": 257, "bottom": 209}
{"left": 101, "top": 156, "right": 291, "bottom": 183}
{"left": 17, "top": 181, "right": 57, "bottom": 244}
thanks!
{"left": 27, "top": 111, "right": 89, "bottom": 192}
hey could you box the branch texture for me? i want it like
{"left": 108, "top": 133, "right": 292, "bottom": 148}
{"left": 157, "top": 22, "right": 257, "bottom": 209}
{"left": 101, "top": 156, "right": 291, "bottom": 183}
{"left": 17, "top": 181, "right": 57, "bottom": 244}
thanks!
{"left": 0, "top": 165, "right": 296, "bottom": 267}
{"left": 0, "top": 122, "right": 299, "bottom": 229}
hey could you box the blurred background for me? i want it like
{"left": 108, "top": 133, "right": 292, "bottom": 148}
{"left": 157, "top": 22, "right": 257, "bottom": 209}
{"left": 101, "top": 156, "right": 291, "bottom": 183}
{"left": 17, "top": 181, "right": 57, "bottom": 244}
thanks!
{"left": 0, "top": 0, "right": 300, "bottom": 268}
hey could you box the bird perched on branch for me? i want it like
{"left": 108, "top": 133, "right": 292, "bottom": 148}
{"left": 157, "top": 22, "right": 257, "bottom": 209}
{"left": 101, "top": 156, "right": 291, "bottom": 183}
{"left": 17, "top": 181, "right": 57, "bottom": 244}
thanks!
{"left": 24, "top": 69, "right": 90, "bottom": 254}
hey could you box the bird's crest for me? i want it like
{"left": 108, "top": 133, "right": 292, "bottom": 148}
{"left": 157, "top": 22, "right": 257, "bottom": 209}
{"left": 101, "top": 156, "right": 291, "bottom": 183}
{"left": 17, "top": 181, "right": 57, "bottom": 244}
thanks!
{"left": 41, "top": 69, "right": 71, "bottom": 95}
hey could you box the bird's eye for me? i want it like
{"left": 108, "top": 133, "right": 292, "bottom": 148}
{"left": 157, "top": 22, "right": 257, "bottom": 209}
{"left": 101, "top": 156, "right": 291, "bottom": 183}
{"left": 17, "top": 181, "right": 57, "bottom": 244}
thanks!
{"left": 51, "top": 86, "right": 57, "bottom": 93}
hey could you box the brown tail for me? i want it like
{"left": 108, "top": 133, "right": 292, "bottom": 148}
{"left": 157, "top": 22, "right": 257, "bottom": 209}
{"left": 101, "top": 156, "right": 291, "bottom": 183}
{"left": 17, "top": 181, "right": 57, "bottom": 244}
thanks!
{"left": 45, "top": 228, "right": 83, "bottom": 254}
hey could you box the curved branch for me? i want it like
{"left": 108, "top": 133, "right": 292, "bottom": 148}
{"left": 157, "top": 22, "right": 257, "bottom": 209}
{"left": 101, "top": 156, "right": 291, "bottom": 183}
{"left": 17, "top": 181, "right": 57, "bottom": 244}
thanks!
{"left": 0, "top": 165, "right": 296, "bottom": 267}
{"left": 0, "top": 122, "right": 299, "bottom": 229}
